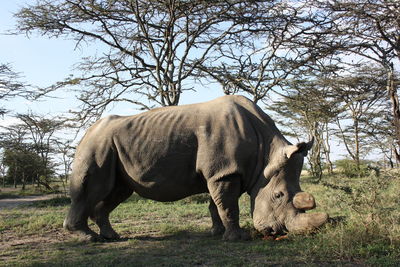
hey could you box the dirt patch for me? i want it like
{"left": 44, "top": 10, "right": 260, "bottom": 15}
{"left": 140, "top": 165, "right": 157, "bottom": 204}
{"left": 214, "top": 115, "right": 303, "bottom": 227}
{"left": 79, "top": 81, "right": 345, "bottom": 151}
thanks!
{"left": 0, "top": 194, "right": 59, "bottom": 209}
{"left": 1, "top": 228, "right": 67, "bottom": 248}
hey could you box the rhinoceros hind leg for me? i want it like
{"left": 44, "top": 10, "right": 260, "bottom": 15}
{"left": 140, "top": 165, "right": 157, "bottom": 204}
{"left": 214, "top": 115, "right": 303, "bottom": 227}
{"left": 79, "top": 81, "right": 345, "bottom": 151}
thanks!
{"left": 63, "top": 219, "right": 100, "bottom": 241}
{"left": 64, "top": 170, "right": 116, "bottom": 241}
{"left": 90, "top": 178, "right": 134, "bottom": 240}
{"left": 208, "top": 198, "right": 225, "bottom": 236}
{"left": 63, "top": 200, "right": 101, "bottom": 241}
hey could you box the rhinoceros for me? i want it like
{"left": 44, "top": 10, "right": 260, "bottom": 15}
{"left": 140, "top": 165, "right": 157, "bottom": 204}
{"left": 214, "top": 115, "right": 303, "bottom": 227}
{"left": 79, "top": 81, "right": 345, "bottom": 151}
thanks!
{"left": 63, "top": 95, "right": 328, "bottom": 241}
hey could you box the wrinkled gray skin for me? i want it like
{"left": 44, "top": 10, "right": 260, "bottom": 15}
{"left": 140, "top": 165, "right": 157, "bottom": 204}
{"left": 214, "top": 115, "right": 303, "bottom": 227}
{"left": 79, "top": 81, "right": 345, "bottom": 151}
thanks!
{"left": 64, "top": 95, "right": 328, "bottom": 241}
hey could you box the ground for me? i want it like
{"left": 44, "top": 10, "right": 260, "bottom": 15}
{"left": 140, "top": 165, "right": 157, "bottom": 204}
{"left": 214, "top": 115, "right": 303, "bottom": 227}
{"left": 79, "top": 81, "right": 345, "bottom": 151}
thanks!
{"left": 0, "top": 174, "right": 399, "bottom": 266}
{"left": 0, "top": 194, "right": 59, "bottom": 209}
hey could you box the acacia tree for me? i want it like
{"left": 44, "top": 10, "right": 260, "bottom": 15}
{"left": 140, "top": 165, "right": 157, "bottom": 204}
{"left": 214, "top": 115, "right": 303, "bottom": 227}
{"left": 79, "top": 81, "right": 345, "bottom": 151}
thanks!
{"left": 197, "top": 1, "right": 339, "bottom": 103}
{"left": 0, "top": 124, "right": 28, "bottom": 188}
{"left": 361, "top": 99, "right": 395, "bottom": 168}
{"left": 14, "top": 0, "right": 269, "bottom": 125}
{"left": 0, "top": 124, "right": 52, "bottom": 189}
{"left": 54, "top": 139, "right": 74, "bottom": 195}
{"left": 269, "top": 71, "right": 340, "bottom": 181}
{"left": 330, "top": 65, "right": 387, "bottom": 170}
{"left": 17, "top": 113, "right": 65, "bottom": 189}
{"left": 3, "top": 147, "right": 45, "bottom": 190}
{"left": 313, "top": 0, "right": 400, "bottom": 163}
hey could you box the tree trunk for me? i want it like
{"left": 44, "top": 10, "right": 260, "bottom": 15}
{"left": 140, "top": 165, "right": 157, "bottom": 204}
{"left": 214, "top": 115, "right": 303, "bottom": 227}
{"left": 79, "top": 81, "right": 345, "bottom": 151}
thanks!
{"left": 387, "top": 64, "right": 400, "bottom": 164}
{"left": 308, "top": 122, "right": 323, "bottom": 182}
{"left": 387, "top": 149, "right": 394, "bottom": 168}
{"left": 2, "top": 169, "right": 5, "bottom": 187}
{"left": 13, "top": 169, "right": 17, "bottom": 188}
{"left": 322, "top": 122, "right": 333, "bottom": 174}
{"left": 354, "top": 119, "right": 360, "bottom": 171}
{"left": 336, "top": 118, "right": 356, "bottom": 161}
{"left": 13, "top": 158, "right": 18, "bottom": 188}
{"left": 21, "top": 171, "right": 26, "bottom": 190}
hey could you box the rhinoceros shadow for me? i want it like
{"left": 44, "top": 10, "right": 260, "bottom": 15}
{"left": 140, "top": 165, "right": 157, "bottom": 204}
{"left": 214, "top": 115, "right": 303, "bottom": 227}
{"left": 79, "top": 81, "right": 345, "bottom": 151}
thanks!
{"left": 129, "top": 230, "right": 211, "bottom": 242}
{"left": 101, "top": 217, "right": 346, "bottom": 243}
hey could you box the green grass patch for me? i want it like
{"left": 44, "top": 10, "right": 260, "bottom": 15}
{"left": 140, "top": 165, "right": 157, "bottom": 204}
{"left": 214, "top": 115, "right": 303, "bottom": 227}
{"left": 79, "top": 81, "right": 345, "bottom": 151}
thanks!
{"left": 28, "top": 196, "right": 71, "bottom": 208}
{"left": 1, "top": 171, "right": 400, "bottom": 266}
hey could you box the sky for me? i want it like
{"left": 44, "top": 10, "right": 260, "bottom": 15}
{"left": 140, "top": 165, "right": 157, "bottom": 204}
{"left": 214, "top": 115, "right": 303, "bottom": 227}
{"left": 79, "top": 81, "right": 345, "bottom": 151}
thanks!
{"left": 0, "top": 0, "right": 84, "bottom": 115}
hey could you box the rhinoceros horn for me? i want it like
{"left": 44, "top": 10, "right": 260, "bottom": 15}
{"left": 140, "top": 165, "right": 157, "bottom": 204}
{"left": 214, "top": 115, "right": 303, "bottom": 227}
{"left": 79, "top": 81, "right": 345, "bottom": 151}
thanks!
{"left": 286, "top": 212, "right": 329, "bottom": 233}
{"left": 293, "top": 192, "right": 316, "bottom": 210}
{"left": 288, "top": 191, "right": 328, "bottom": 232}
{"left": 289, "top": 186, "right": 328, "bottom": 232}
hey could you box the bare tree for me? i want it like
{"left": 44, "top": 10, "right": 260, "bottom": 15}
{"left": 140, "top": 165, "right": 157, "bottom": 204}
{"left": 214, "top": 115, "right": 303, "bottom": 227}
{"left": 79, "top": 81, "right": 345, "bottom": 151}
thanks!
{"left": 14, "top": 0, "right": 265, "bottom": 125}
{"left": 54, "top": 139, "right": 74, "bottom": 195}
{"left": 197, "top": 1, "right": 338, "bottom": 103}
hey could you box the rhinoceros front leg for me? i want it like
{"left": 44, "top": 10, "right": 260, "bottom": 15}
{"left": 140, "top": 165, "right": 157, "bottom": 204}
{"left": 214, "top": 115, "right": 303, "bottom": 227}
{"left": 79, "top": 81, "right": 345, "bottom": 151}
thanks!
{"left": 207, "top": 176, "right": 250, "bottom": 241}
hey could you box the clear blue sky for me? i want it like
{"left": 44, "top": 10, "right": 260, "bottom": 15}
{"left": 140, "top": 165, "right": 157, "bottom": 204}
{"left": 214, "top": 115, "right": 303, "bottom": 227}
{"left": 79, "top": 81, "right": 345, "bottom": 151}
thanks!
{"left": 1, "top": 1, "right": 80, "bottom": 86}
{"left": 0, "top": 0, "right": 84, "bottom": 116}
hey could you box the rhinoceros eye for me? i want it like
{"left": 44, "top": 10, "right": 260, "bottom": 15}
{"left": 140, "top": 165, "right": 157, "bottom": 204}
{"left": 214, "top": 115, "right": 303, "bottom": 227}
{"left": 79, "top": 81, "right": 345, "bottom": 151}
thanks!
{"left": 274, "top": 192, "right": 284, "bottom": 199}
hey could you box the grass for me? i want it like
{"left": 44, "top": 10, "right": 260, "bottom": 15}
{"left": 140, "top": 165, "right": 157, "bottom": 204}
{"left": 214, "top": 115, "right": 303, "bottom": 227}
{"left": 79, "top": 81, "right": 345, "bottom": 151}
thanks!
{"left": 1, "top": 171, "right": 399, "bottom": 266}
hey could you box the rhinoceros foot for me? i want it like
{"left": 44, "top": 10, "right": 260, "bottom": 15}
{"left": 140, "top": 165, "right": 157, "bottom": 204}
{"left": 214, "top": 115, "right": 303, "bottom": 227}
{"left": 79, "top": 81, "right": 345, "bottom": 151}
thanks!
{"left": 69, "top": 228, "right": 101, "bottom": 242}
{"left": 100, "top": 227, "right": 120, "bottom": 240}
{"left": 211, "top": 224, "right": 225, "bottom": 236}
{"left": 63, "top": 219, "right": 101, "bottom": 242}
{"left": 222, "top": 228, "right": 251, "bottom": 241}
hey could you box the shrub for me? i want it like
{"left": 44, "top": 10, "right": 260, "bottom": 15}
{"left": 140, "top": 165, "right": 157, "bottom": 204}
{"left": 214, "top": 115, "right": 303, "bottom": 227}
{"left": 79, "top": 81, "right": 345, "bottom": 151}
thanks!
{"left": 334, "top": 158, "right": 372, "bottom": 178}
{"left": 338, "top": 169, "right": 400, "bottom": 244}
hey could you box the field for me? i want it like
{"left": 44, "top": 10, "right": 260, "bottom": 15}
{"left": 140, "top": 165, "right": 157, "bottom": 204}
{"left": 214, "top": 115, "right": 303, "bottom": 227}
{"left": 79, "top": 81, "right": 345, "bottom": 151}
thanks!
{"left": 1, "top": 172, "right": 399, "bottom": 266}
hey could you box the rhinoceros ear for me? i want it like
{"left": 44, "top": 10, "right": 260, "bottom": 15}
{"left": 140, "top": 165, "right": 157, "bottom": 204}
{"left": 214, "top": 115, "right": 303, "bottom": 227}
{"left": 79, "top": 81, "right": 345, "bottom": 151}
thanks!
{"left": 285, "top": 137, "right": 314, "bottom": 159}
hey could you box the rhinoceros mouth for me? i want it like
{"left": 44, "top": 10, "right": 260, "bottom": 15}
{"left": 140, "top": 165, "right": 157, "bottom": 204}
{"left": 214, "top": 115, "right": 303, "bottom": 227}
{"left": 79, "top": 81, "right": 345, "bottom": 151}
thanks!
{"left": 266, "top": 227, "right": 286, "bottom": 236}
{"left": 255, "top": 222, "right": 287, "bottom": 236}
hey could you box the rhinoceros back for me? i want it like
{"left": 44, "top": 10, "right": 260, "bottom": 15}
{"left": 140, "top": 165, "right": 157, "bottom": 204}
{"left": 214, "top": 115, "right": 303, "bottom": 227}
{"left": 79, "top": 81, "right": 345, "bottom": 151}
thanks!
{"left": 73, "top": 95, "right": 280, "bottom": 201}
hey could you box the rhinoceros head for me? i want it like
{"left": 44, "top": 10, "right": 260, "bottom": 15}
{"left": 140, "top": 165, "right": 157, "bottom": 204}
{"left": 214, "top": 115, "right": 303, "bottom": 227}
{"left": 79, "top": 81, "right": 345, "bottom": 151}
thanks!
{"left": 251, "top": 137, "right": 328, "bottom": 236}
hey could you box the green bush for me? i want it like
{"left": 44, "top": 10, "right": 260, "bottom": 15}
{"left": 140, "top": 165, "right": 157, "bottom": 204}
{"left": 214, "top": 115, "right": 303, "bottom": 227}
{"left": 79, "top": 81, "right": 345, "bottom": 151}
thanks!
{"left": 334, "top": 158, "right": 372, "bottom": 178}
